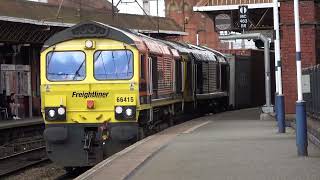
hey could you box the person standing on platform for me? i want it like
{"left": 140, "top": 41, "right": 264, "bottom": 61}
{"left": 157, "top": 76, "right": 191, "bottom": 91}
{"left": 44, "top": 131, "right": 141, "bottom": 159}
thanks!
{"left": 8, "top": 93, "right": 20, "bottom": 120}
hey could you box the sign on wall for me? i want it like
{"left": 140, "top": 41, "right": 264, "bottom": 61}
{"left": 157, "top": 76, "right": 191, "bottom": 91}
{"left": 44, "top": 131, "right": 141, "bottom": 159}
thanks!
{"left": 302, "top": 74, "right": 311, "bottom": 93}
{"left": 239, "top": 5, "right": 249, "bottom": 30}
{"left": 215, "top": 14, "right": 232, "bottom": 31}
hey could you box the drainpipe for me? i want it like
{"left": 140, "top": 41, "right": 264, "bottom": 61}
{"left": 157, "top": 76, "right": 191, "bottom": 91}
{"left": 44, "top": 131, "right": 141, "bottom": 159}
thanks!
{"left": 196, "top": 34, "right": 199, "bottom": 46}
{"left": 196, "top": 29, "right": 205, "bottom": 46}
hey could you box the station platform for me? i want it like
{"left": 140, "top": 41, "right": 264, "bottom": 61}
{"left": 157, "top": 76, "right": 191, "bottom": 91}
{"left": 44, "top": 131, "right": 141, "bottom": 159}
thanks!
{"left": 76, "top": 108, "right": 320, "bottom": 180}
{"left": 0, "top": 117, "right": 43, "bottom": 130}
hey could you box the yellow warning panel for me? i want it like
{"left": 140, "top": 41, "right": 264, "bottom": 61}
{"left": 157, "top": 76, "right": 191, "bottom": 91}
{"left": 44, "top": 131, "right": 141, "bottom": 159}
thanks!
{"left": 44, "top": 95, "right": 66, "bottom": 107}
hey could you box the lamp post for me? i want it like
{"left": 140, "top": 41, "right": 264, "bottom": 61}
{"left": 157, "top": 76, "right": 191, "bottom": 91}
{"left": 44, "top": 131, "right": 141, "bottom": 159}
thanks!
{"left": 293, "top": 0, "right": 308, "bottom": 156}
{"left": 273, "top": 0, "right": 285, "bottom": 133}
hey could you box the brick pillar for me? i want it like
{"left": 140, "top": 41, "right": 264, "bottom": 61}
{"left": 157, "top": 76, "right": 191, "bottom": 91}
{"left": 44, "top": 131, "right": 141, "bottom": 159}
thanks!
{"left": 164, "top": 0, "right": 220, "bottom": 49}
{"left": 280, "top": 0, "right": 318, "bottom": 114}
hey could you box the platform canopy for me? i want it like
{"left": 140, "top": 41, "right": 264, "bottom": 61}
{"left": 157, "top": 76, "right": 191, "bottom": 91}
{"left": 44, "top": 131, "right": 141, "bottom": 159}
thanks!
{"left": 0, "top": 0, "right": 186, "bottom": 44}
{"left": 193, "top": 0, "right": 278, "bottom": 33}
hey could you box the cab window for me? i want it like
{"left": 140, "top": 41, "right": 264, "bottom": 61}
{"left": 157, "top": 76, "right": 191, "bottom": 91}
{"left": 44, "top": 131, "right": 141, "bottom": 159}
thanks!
{"left": 46, "top": 51, "right": 86, "bottom": 81}
{"left": 94, "top": 50, "right": 133, "bottom": 80}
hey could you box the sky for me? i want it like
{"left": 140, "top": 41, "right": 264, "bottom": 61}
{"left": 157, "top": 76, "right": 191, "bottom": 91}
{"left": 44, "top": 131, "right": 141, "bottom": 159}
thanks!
{"left": 107, "top": 0, "right": 166, "bottom": 17}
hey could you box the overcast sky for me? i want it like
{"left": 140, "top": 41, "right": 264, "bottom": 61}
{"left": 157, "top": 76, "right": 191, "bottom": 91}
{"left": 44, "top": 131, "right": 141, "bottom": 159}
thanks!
{"left": 107, "top": 0, "right": 165, "bottom": 17}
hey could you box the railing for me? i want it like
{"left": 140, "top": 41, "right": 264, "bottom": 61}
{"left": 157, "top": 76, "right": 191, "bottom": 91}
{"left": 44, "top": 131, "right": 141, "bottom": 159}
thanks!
{"left": 302, "top": 65, "right": 320, "bottom": 120}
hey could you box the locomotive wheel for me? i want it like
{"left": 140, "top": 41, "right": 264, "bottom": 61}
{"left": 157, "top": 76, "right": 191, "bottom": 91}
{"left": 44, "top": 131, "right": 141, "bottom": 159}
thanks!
{"left": 64, "top": 167, "right": 74, "bottom": 174}
{"left": 168, "top": 118, "right": 174, "bottom": 127}
{"left": 65, "top": 167, "right": 91, "bottom": 176}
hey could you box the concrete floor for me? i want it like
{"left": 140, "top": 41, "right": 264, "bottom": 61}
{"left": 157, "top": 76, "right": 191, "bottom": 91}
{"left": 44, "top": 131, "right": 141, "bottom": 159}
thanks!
{"left": 129, "top": 108, "right": 320, "bottom": 180}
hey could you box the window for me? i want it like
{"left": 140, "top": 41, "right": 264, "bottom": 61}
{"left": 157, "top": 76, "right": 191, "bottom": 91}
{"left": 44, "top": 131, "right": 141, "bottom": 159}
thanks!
{"left": 140, "top": 55, "right": 146, "bottom": 79}
{"left": 46, "top": 51, "right": 86, "bottom": 81}
{"left": 94, "top": 50, "right": 133, "bottom": 80}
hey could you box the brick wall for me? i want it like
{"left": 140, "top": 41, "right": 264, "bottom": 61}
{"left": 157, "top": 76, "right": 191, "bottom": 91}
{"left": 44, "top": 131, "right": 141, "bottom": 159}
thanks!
{"left": 280, "top": 0, "right": 318, "bottom": 114}
{"left": 47, "top": 0, "right": 114, "bottom": 11}
{"left": 316, "top": 3, "right": 320, "bottom": 64}
{"left": 165, "top": 0, "right": 221, "bottom": 49}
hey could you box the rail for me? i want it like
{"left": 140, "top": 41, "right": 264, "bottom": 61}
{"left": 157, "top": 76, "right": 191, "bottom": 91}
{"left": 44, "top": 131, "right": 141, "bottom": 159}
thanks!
{"left": 0, "top": 146, "right": 48, "bottom": 176}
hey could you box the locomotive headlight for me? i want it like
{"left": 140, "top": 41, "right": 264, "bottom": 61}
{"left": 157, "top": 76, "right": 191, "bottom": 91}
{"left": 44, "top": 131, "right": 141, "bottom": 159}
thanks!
{"left": 57, "top": 107, "right": 66, "bottom": 115}
{"left": 115, "top": 106, "right": 123, "bottom": 114}
{"left": 45, "top": 106, "right": 66, "bottom": 121}
{"left": 125, "top": 108, "right": 133, "bottom": 117}
{"left": 114, "top": 106, "right": 135, "bottom": 120}
{"left": 48, "top": 109, "right": 56, "bottom": 118}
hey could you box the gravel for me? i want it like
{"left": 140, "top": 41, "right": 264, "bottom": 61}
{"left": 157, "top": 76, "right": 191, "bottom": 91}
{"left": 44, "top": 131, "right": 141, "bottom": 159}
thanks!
{"left": 3, "top": 163, "right": 66, "bottom": 180}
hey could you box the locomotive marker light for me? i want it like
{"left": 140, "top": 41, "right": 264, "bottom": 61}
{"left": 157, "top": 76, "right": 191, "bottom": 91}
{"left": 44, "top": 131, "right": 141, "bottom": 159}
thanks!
{"left": 57, "top": 107, "right": 66, "bottom": 115}
{"left": 85, "top": 40, "right": 95, "bottom": 49}
{"left": 126, "top": 108, "right": 133, "bottom": 117}
{"left": 48, "top": 109, "right": 56, "bottom": 118}
{"left": 115, "top": 106, "right": 123, "bottom": 114}
{"left": 220, "top": 33, "right": 273, "bottom": 114}
{"left": 293, "top": 0, "right": 308, "bottom": 156}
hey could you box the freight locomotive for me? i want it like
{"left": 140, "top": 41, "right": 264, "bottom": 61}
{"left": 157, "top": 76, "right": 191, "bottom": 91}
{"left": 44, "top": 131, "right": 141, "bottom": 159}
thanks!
{"left": 40, "top": 21, "right": 229, "bottom": 168}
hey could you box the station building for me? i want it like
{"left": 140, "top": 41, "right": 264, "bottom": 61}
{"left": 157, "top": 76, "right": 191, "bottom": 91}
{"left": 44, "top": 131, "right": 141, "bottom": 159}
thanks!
{"left": 0, "top": 0, "right": 185, "bottom": 119}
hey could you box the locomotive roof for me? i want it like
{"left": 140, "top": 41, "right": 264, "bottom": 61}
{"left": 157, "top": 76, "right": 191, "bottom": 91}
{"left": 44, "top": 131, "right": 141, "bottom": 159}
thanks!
{"left": 186, "top": 44, "right": 218, "bottom": 62}
{"left": 160, "top": 41, "right": 190, "bottom": 54}
{"left": 42, "top": 21, "right": 226, "bottom": 63}
{"left": 136, "top": 34, "right": 172, "bottom": 56}
{"left": 161, "top": 41, "right": 217, "bottom": 62}
{"left": 199, "top": 46, "right": 228, "bottom": 63}
{"left": 42, "top": 21, "right": 144, "bottom": 51}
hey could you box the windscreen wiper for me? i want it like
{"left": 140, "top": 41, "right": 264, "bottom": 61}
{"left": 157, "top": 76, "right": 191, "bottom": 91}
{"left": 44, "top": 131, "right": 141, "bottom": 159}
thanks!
{"left": 73, "top": 59, "right": 85, "bottom": 80}
{"left": 47, "top": 46, "right": 56, "bottom": 69}
{"left": 95, "top": 51, "right": 108, "bottom": 79}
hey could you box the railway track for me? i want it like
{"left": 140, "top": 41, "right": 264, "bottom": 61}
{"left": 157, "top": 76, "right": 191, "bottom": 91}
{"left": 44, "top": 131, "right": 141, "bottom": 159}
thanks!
{"left": 0, "top": 146, "right": 49, "bottom": 177}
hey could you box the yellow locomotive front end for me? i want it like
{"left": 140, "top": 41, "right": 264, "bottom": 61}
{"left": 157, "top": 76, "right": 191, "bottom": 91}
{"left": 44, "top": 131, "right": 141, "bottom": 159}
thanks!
{"left": 40, "top": 22, "right": 141, "bottom": 167}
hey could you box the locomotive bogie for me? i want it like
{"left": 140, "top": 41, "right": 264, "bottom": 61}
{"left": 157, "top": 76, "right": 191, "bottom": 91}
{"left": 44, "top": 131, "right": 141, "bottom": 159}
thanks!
{"left": 44, "top": 122, "right": 138, "bottom": 166}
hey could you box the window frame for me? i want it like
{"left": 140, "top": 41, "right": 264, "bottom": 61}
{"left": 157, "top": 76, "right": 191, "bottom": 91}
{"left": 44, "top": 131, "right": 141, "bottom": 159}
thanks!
{"left": 93, "top": 49, "right": 134, "bottom": 81}
{"left": 46, "top": 50, "right": 86, "bottom": 82}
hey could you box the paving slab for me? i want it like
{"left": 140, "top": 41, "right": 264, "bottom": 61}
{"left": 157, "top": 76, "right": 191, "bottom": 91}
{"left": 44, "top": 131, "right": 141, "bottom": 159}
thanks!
{"left": 76, "top": 118, "right": 211, "bottom": 180}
